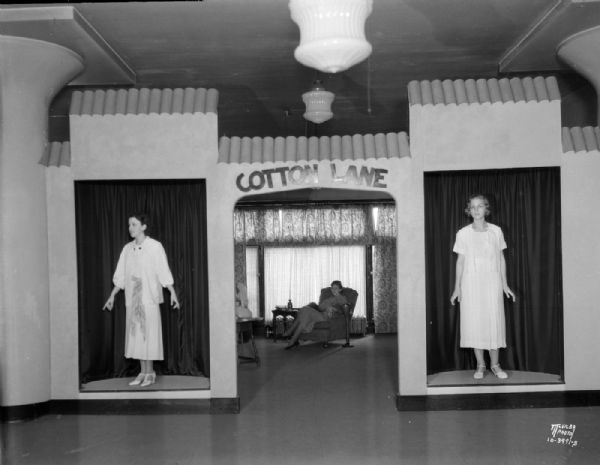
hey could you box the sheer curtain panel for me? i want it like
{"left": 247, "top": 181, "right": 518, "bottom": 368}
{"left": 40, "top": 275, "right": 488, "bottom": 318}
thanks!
{"left": 263, "top": 246, "right": 366, "bottom": 323}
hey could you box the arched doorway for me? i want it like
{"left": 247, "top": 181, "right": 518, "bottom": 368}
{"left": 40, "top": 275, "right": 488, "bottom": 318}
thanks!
{"left": 232, "top": 187, "right": 398, "bottom": 403}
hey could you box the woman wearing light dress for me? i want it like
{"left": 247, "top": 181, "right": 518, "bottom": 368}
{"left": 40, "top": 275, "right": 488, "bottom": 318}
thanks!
{"left": 283, "top": 280, "right": 351, "bottom": 349}
{"left": 450, "top": 195, "right": 516, "bottom": 380}
{"left": 103, "top": 213, "right": 180, "bottom": 387}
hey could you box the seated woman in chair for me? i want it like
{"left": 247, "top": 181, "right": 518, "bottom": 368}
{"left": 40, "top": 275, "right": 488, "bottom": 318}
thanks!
{"left": 283, "top": 280, "right": 351, "bottom": 350}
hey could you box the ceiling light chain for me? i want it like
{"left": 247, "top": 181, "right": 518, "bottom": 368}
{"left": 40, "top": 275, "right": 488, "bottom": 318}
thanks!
{"left": 367, "top": 57, "right": 372, "bottom": 115}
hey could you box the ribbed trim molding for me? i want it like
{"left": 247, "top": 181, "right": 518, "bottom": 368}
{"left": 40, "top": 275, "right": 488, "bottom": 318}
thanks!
{"left": 218, "top": 132, "right": 410, "bottom": 164}
{"left": 562, "top": 126, "right": 600, "bottom": 153}
{"left": 39, "top": 141, "right": 71, "bottom": 167}
{"left": 69, "top": 87, "right": 219, "bottom": 116}
{"left": 408, "top": 76, "right": 560, "bottom": 106}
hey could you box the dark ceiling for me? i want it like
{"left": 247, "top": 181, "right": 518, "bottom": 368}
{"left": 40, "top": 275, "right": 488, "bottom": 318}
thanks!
{"left": 2, "top": 1, "right": 598, "bottom": 143}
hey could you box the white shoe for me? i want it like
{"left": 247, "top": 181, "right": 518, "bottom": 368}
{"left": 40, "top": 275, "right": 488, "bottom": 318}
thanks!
{"left": 473, "top": 365, "right": 486, "bottom": 380}
{"left": 129, "top": 373, "right": 145, "bottom": 386}
{"left": 491, "top": 364, "right": 508, "bottom": 379}
{"left": 141, "top": 372, "right": 156, "bottom": 387}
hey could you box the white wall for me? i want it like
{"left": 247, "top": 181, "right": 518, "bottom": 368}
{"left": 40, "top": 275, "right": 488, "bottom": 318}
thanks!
{"left": 49, "top": 111, "right": 224, "bottom": 399}
{"left": 413, "top": 101, "right": 562, "bottom": 172}
{"left": 46, "top": 166, "right": 78, "bottom": 399}
{"left": 408, "top": 92, "right": 600, "bottom": 396}
{"left": 561, "top": 151, "right": 600, "bottom": 390}
{"left": 48, "top": 108, "right": 420, "bottom": 401}
{"left": 47, "top": 79, "right": 600, "bottom": 403}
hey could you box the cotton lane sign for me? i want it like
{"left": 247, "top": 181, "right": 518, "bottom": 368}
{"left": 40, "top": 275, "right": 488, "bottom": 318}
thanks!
{"left": 236, "top": 163, "right": 388, "bottom": 192}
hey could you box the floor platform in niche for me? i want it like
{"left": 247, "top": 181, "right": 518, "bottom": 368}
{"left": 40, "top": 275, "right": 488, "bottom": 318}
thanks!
{"left": 81, "top": 375, "right": 210, "bottom": 392}
{"left": 427, "top": 369, "right": 562, "bottom": 387}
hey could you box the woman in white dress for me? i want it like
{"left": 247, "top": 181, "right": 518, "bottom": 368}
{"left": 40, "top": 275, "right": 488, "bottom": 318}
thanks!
{"left": 450, "top": 195, "right": 515, "bottom": 380}
{"left": 103, "top": 213, "right": 180, "bottom": 387}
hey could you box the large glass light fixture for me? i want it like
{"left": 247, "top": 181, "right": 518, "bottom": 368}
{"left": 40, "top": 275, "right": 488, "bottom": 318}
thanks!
{"left": 289, "top": 0, "right": 373, "bottom": 74}
{"left": 302, "top": 80, "right": 335, "bottom": 124}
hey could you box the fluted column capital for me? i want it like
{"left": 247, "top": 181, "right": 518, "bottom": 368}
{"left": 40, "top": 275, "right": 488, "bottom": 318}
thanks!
{"left": 557, "top": 26, "right": 600, "bottom": 125}
{"left": 0, "top": 34, "right": 83, "bottom": 108}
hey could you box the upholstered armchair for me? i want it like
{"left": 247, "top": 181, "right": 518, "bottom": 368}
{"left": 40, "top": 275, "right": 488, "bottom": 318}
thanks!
{"left": 299, "top": 287, "right": 358, "bottom": 348}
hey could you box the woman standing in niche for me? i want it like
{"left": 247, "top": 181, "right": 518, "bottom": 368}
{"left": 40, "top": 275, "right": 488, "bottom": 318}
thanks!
{"left": 450, "top": 194, "right": 516, "bottom": 380}
{"left": 103, "top": 213, "right": 180, "bottom": 387}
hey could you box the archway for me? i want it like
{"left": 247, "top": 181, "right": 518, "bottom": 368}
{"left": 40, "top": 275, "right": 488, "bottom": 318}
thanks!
{"left": 232, "top": 187, "right": 398, "bottom": 404}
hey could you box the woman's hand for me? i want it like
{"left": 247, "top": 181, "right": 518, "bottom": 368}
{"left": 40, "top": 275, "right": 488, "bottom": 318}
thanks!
{"left": 103, "top": 295, "right": 114, "bottom": 311}
{"left": 503, "top": 285, "right": 516, "bottom": 302}
{"left": 166, "top": 285, "right": 180, "bottom": 309}
{"left": 450, "top": 289, "right": 461, "bottom": 306}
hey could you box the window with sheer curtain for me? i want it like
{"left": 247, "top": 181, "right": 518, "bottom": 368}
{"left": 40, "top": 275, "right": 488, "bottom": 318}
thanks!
{"left": 234, "top": 203, "right": 397, "bottom": 330}
{"left": 263, "top": 245, "right": 366, "bottom": 324}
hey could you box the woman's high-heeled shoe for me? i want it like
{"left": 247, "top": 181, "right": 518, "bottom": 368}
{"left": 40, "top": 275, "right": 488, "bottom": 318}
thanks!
{"left": 491, "top": 364, "right": 508, "bottom": 379}
{"left": 141, "top": 372, "right": 156, "bottom": 387}
{"left": 129, "top": 373, "right": 145, "bottom": 386}
{"left": 473, "top": 365, "right": 486, "bottom": 380}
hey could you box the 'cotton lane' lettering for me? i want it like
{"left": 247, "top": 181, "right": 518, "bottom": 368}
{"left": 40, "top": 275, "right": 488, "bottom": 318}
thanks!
{"left": 331, "top": 164, "right": 388, "bottom": 188}
{"left": 236, "top": 164, "right": 319, "bottom": 192}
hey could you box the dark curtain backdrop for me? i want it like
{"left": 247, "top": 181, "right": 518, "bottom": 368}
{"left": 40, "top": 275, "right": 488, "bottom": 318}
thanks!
{"left": 75, "top": 179, "right": 210, "bottom": 383}
{"left": 425, "top": 168, "right": 563, "bottom": 376}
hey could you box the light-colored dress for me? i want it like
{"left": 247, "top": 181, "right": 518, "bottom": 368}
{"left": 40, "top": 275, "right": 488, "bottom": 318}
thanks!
{"left": 113, "top": 237, "right": 174, "bottom": 360}
{"left": 297, "top": 290, "right": 351, "bottom": 333}
{"left": 453, "top": 223, "right": 506, "bottom": 350}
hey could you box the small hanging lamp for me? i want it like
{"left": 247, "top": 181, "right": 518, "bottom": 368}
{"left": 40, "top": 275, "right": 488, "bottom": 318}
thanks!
{"left": 289, "top": 0, "right": 373, "bottom": 74}
{"left": 302, "top": 80, "right": 335, "bottom": 124}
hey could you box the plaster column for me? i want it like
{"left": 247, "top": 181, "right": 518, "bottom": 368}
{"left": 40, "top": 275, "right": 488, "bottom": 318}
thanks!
{"left": 0, "top": 36, "right": 83, "bottom": 417}
{"left": 557, "top": 26, "right": 600, "bottom": 124}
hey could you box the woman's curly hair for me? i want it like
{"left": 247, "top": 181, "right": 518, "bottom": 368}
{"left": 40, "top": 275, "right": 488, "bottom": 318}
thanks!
{"left": 464, "top": 194, "right": 490, "bottom": 217}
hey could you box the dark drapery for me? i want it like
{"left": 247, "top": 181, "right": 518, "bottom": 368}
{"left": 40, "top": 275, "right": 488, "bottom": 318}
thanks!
{"left": 75, "top": 179, "right": 210, "bottom": 383}
{"left": 425, "top": 168, "right": 563, "bottom": 376}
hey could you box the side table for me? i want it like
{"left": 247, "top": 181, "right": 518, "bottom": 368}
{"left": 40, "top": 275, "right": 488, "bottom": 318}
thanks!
{"left": 236, "top": 317, "right": 263, "bottom": 366}
{"left": 271, "top": 308, "right": 298, "bottom": 342}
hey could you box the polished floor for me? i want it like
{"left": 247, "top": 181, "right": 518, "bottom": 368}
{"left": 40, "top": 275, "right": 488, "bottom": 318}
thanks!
{"left": 2, "top": 335, "right": 600, "bottom": 465}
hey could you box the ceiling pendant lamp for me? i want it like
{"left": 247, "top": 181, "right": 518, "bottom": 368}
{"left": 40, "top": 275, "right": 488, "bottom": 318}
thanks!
{"left": 289, "top": 0, "right": 373, "bottom": 74}
{"left": 302, "top": 80, "right": 335, "bottom": 124}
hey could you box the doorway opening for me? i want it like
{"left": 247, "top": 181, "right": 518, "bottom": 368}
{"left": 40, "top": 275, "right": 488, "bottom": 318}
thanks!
{"left": 233, "top": 187, "right": 398, "bottom": 395}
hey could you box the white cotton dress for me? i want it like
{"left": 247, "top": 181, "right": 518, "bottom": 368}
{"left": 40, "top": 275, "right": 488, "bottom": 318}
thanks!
{"left": 113, "top": 237, "right": 175, "bottom": 360}
{"left": 453, "top": 223, "right": 507, "bottom": 350}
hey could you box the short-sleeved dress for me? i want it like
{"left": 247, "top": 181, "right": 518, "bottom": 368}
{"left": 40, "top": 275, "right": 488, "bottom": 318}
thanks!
{"left": 453, "top": 223, "right": 507, "bottom": 350}
{"left": 113, "top": 237, "right": 174, "bottom": 360}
